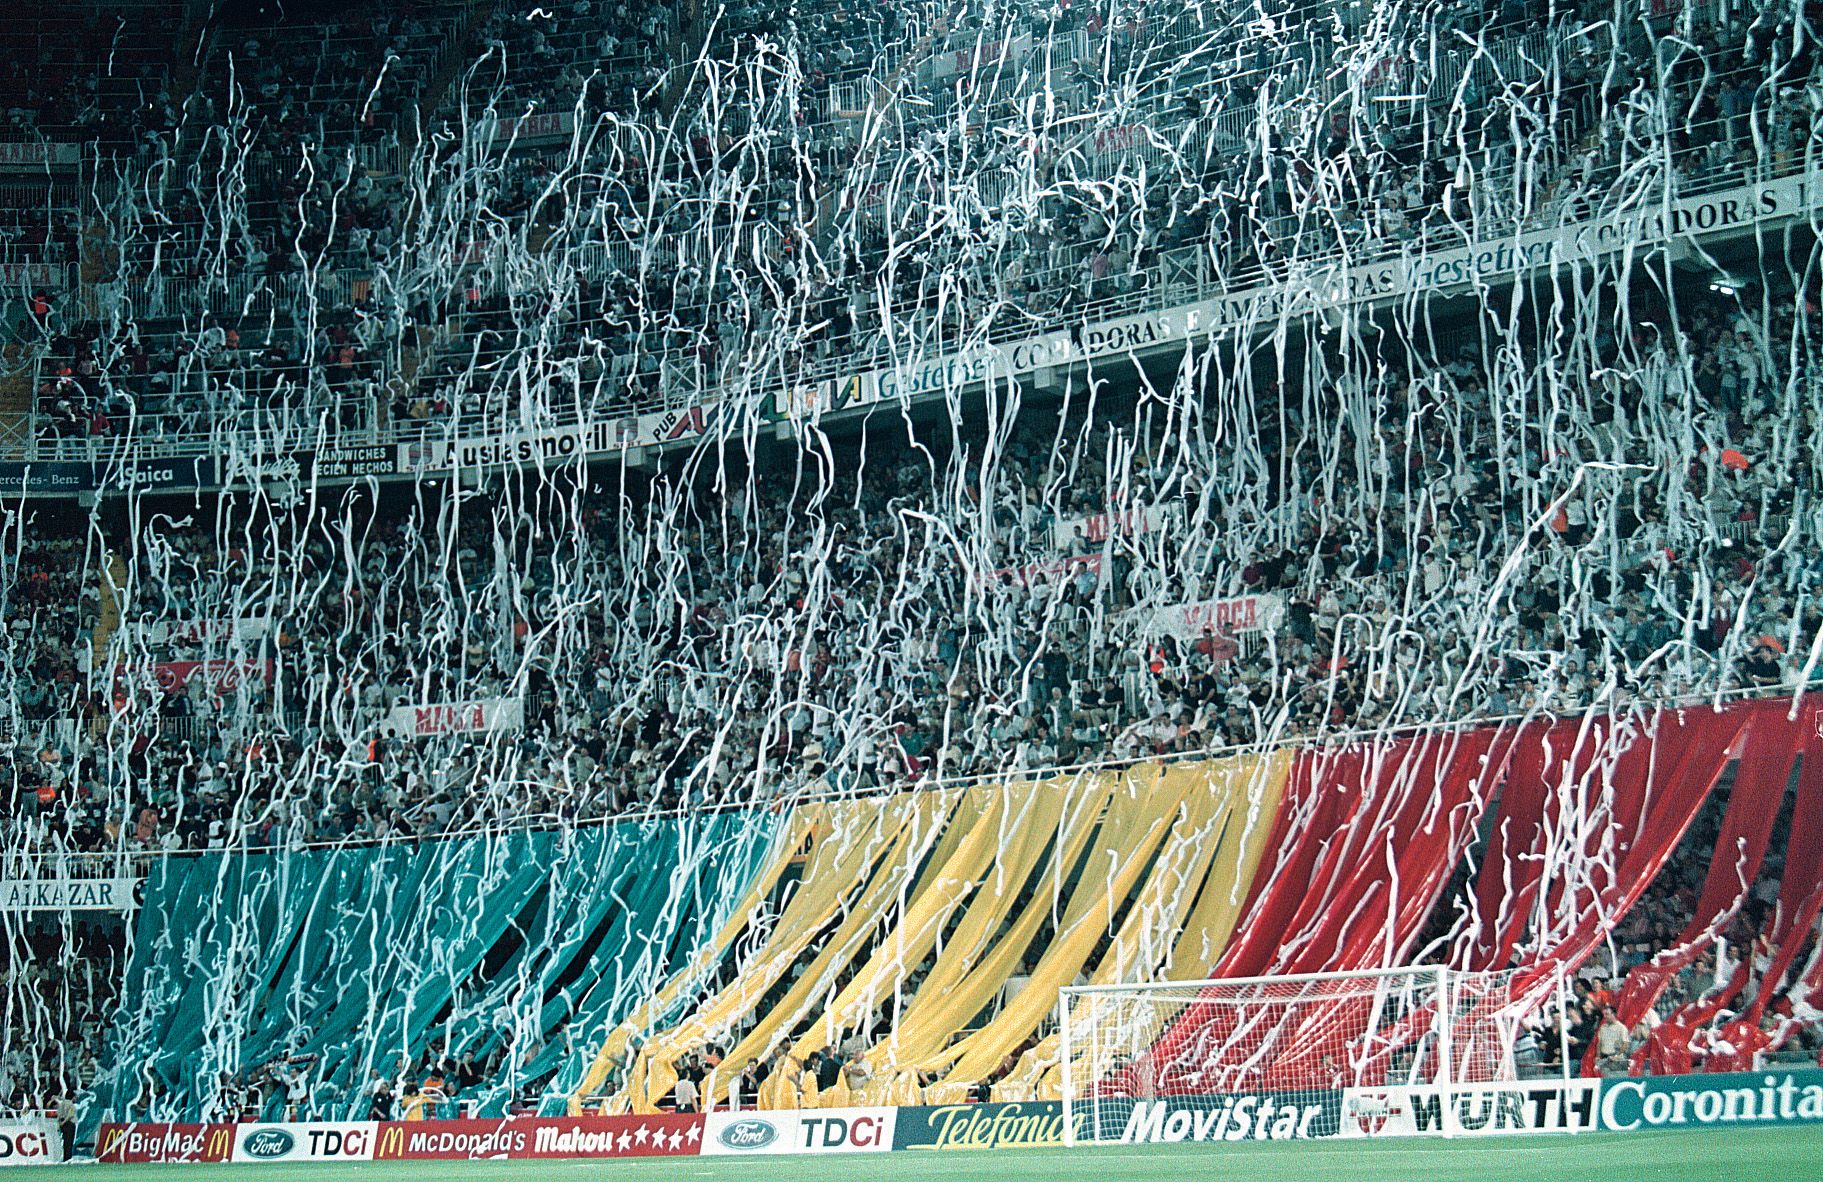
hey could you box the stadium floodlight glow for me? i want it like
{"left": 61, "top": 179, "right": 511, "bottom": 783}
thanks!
{"left": 1707, "top": 267, "right": 1748, "bottom": 295}
{"left": 1059, "top": 966, "right": 1573, "bottom": 1146}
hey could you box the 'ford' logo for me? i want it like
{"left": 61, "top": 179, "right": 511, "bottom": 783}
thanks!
{"left": 718, "top": 1119, "right": 778, "bottom": 1150}
{"left": 242, "top": 1128, "right": 295, "bottom": 1158}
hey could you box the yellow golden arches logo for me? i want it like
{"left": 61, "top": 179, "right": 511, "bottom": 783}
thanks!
{"left": 205, "top": 1126, "right": 232, "bottom": 1160}
{"left": 98, "top": 1128, "right": 125, "bottom": 1160}
{"left": 378, "top": 1126, "right": 405, "bottom": 1159}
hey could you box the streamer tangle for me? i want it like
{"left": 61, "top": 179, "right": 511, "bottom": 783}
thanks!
{"left": 0, "top": 0, "right": 1818, "bottom": 1136}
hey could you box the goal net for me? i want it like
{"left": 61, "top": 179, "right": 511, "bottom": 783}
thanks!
{"left": 1061, "top": 966, "right": 1577, "bottom": 1145}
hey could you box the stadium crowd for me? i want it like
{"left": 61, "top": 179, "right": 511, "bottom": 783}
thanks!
{"left": 0, "top": 923, "right": 119, "bottom": 1131}
{"left": 24, "top": 0, "right": 1816, "bottom": 444}
{"left": 6, "top": 277, "right": 1819, "bottom": 860}
{"left": 1, "top": 0, "right": 1822, "bottom": 1133}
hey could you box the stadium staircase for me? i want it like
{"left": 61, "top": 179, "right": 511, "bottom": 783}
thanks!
{"left": 408, "top": 0, "right": 506, "bottom": 151}
{"left": 0, "top": 361, "right": 32, "bottom": 460}
{"left": 90, "top": 551, "right": 129, "bottom": 671}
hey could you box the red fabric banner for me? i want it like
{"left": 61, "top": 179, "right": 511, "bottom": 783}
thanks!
{"left": 1131, "top": 700, "right": 1776, "bottom": 1095}
{"left": 1456, "top": 715, "right": 1604, "bottom": 972}
{"left": 1614, "top": 699, "right": 1812, "bottom": 1027}
{"left": 1686, "top": 705, "right": 1823, "bottom": 1028}
{"left": 1516, "top": 703, "right": 1747, "bottom": 1001}
{"left": 1137, "top": 727, "right": 1499, "bottom": 1094}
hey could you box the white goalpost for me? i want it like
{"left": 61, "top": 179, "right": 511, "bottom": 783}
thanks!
{"left": 1060, "top": 965, "right": 1585, "bottom": 1146}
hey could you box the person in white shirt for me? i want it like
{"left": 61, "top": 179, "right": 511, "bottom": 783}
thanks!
{"left": 672, "top": 1073, "right": 699, "bottom": 1114}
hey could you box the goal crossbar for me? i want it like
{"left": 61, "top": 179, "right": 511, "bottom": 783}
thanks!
{"left": 1062, "top": 966, "right": 1444, "bottom": 995}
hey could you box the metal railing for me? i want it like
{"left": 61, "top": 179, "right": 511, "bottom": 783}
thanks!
{"left": 23, "top": 5, "right": 1805, "bottom": 460}
{"left": 28, "top": 141, "right": 1813, "bottom": 463}
{"left": 0, "top": 681, "right": 1805, "bottom": 869}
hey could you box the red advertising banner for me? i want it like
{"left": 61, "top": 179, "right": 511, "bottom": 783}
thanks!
{"left": 373, "top": 1114, "right": 704, "bottom": 1160}
{"left": 113, "top": 658, "right": 274, "bottom": 697}
{"left": 96, "top": 1122, "right": 234, "bottom": 1163}
{"left": 979, "top": 553, "right": 1102, "bottom": 589}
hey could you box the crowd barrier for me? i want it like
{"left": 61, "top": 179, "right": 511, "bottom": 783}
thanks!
{"left": 91, "top": 1067, "right": 1823, "bottom": 1163}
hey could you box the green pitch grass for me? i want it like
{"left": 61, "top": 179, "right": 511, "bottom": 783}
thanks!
{"left": 39, "top": 1126, "right": 1823, "bottom": 1182}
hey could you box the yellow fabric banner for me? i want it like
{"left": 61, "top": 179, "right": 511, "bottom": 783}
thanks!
{"left": 932, "top": 764, "right": 1191, "bottom": 1087}
{"left": 785, "top": 785, "right": 1014, "bottom": 1062}
{"left": 1163, "top": 748, "right": 1292, "bottom": 981}
{"left": 624, "top": 793, "right": 933, "bottom": 1111}
{"left": 864, "top": 771, "right": 1113, "bottom": 1083}
{"left": 691, "top": 788, "right": 964, "bottom": 1109}
{"left": 598, "top": 751, "right": 1295, "bottom": 1114}
{"left": 993, "top": 749, "right": 1292, "bottom": 1099}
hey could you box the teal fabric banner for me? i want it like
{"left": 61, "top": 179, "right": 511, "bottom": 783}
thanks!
{"left": 92, "top": 809, "right": 780, "bottom": 1128}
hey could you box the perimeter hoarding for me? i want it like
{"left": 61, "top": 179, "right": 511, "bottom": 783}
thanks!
{"left": 1599, "top": 1068, "right": 1823, "bottom": 1132}
{"left": 0, "top": 1120, "right": 62, "bottom": 1166}
{"left": 232, "top": 1121, "right": 376, "bottom": 1163}
{"left": 893, "top": 1101, "right": 1082, "bottom": 1150}
{"left": 97, "top": 1123, "right": 233, "bottom": 1164}
{"left": 701, "top": 1107, "right": 896, "bottom": 1155}
{"left": 373, "top": 1114, "right": 704, "bottom": 1159}
{"left": 1339, "top": 1080, "right": 1600, "bottom": 1137}
{"left": 1093, "top": 1090, "right": 1343, "bottom": 1143}
{"left": 88, "top": 1070, "right": 1823, "bottom": 1164}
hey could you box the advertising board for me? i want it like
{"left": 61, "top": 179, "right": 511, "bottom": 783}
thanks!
{"left": 97, "top": 1123, "right": 233, "bottom": 1164}
{"left": 1339, "top": 1080, "right": 1599, "bottom": 1137}
{"left": 372, "top": 1114, "right": 702, "bottom": 1159}
{"left": 701, "top": 1107, "right": 895, "bottom": 1155}
{"left": 1598, "top": 1068, "right": 1823, "bottom": 1132}
{"left": 0, "top": 1120, "right": 61, "bottom": 1166}
{"left": 1093, "top": 1090, "right": 1342, "bottom": 1143}
{"left": 893, "top": 1100, "right": 1082, "bottom": 1150}
{"left": 232, "top": 1121, "right": 377, "bottom": 1163}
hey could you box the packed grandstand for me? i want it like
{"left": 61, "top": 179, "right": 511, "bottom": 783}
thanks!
{"left": 0, "top": 0, "right": 1821, "bottom": 1168}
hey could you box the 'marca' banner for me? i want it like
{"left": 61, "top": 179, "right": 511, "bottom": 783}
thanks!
{"left": 1050, "top": 503, "right": 1185, "bottom": 550}
{"left": 114, "top": 658, "right": 273, "bottom": 697}
{"left": 387, "top": 696, "right": 525, "bottom": 737}
{"left": 1131, "top": 593, "right": 1286, "bottom": 640}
